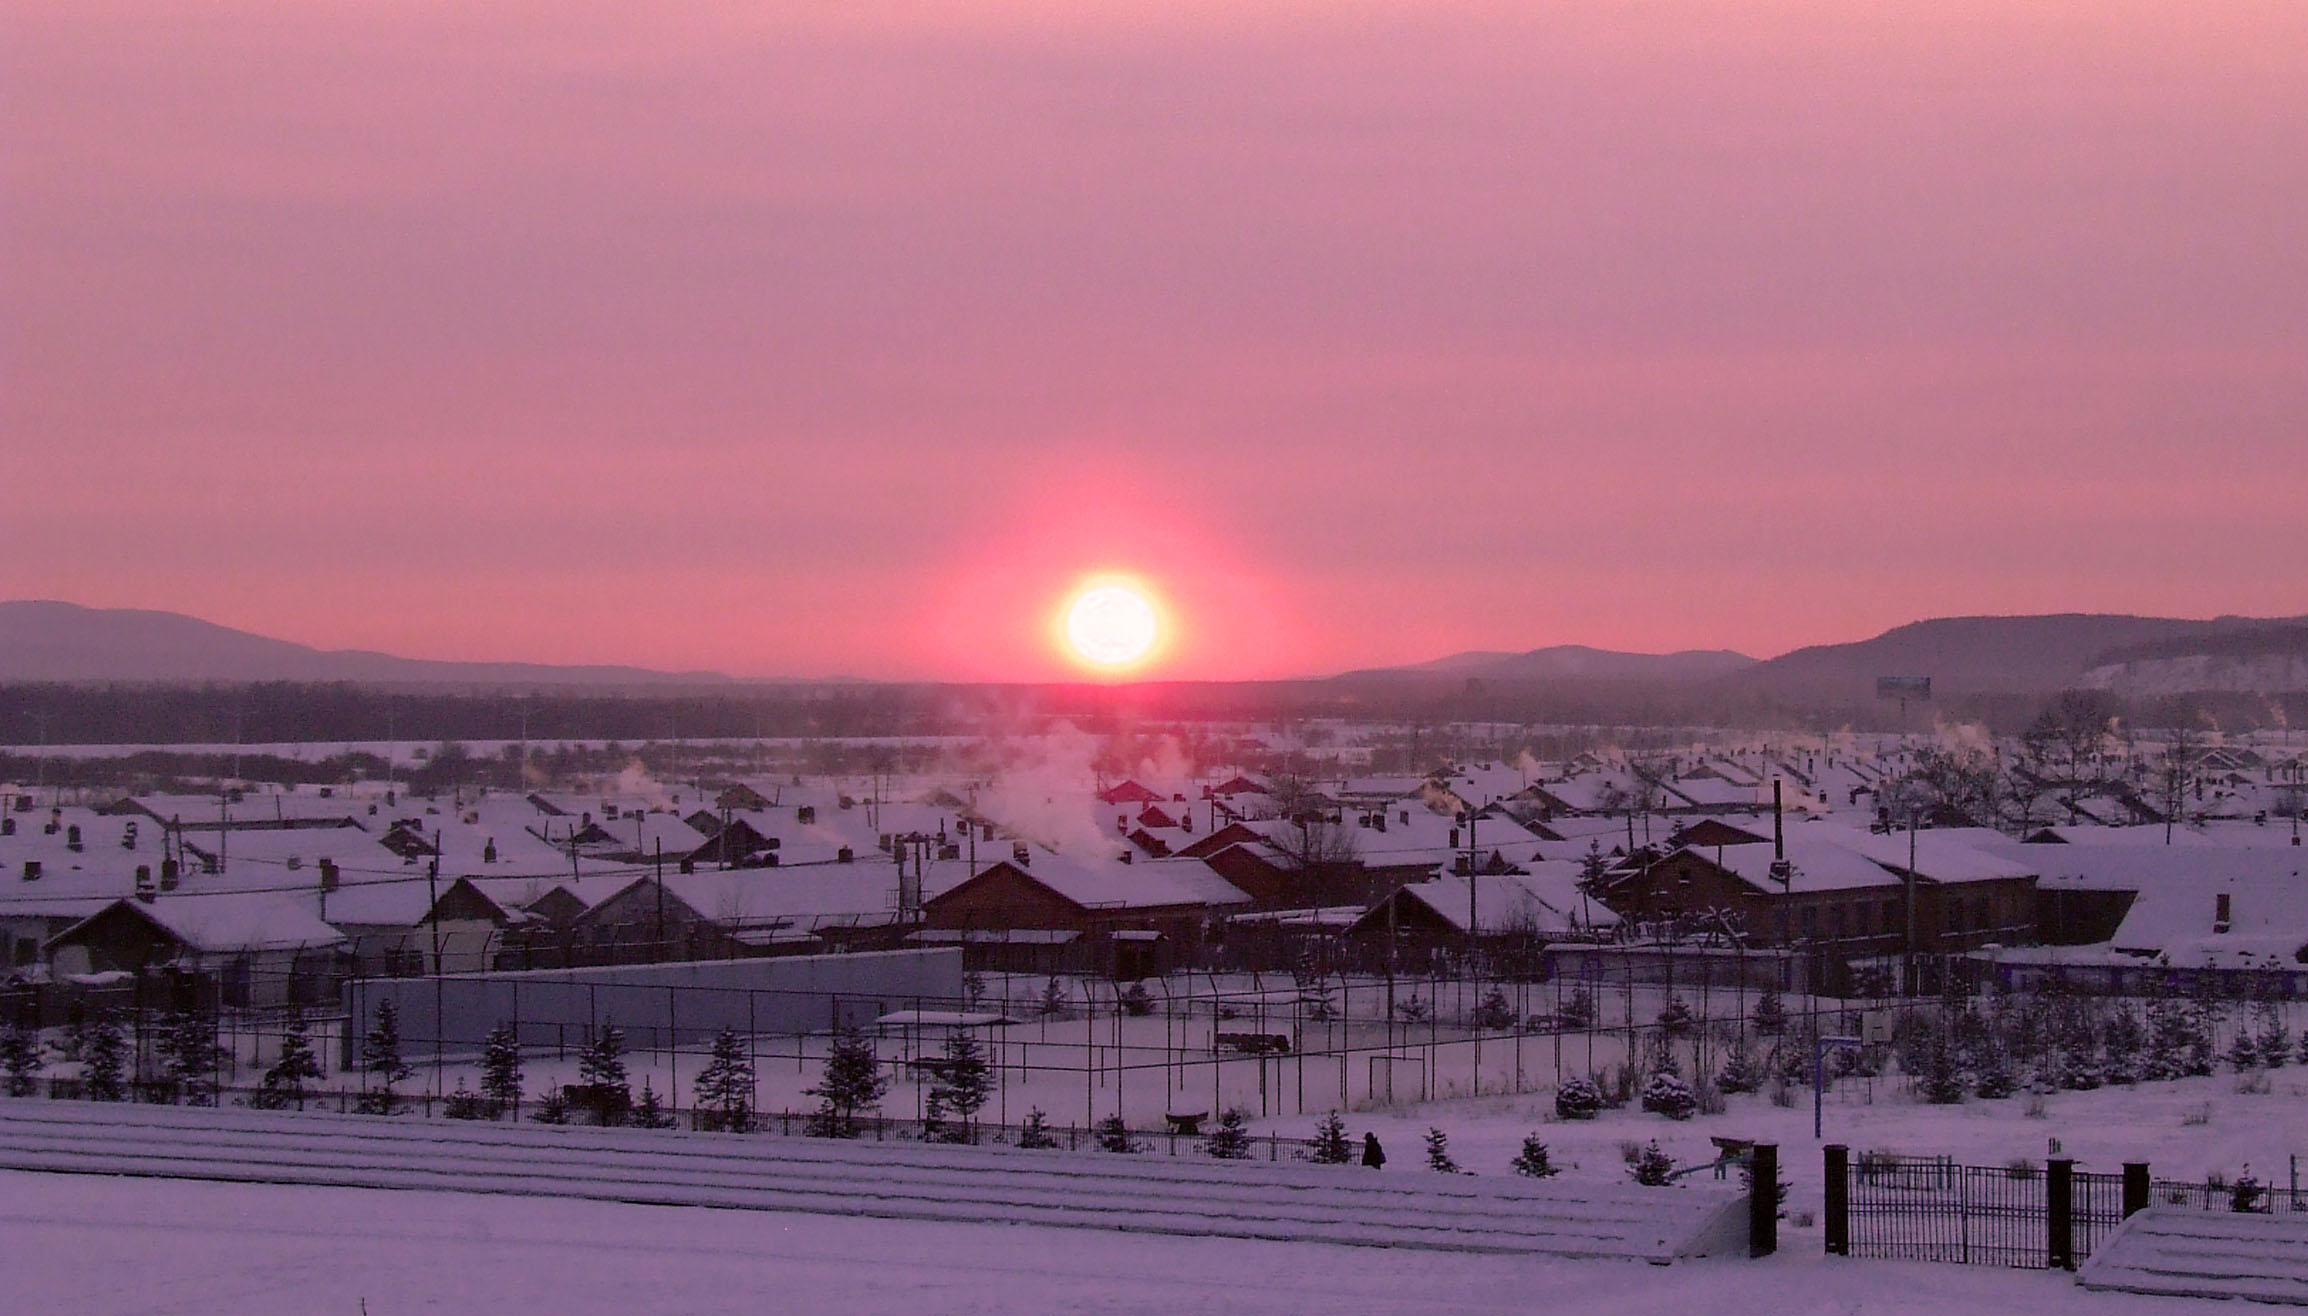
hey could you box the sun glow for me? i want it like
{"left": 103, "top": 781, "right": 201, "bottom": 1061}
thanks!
{"left": 1061, "top": 580, "right": 1161, "bottom": 670}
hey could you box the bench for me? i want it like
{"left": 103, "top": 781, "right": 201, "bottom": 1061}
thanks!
{"left": 1708, "top": 1136, "right": 1755, "bottom": 1180}
{"left": 1214, "top": 1032, "right": 1291, "bottom": 1056}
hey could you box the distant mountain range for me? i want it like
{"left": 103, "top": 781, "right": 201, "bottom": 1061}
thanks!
{"left": 7, "top": 600, "right": 2308, "bottom": 696}
{"left": 1350, "top": 613, "right": 2308, "bottom": 698}
{"left": 0, "top": 601, "right": 732, "bottom": 686}
{"left": 1337, "top": 645, "right": 1756, "bottom": 684}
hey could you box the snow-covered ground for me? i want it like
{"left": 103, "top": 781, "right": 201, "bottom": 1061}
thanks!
{"left": 0, "top": 1168, "right": 2220, "bottom": 1316}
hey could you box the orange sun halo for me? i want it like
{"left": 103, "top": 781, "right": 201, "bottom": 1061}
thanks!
{"left": 1059, "top": 580, "right": 1162, "bottom": 671}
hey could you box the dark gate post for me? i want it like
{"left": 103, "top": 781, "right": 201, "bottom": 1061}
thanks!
{"left": 1824, "top": 1144, "right": 1850, "bottom": 1256}
{"left": 2123, "top": 1162, "right": 2150, "bottom": 1219}
{"left": 1749, "top": 1143, "right": 1779, "bottom": 1257}
{"left": 2047, "top": 1158, "right": 2075, "bottom": 1270}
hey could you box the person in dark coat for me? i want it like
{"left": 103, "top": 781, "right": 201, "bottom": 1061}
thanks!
{"left": 1362, "top": 1132, "right": 1386, "bottom": 1168}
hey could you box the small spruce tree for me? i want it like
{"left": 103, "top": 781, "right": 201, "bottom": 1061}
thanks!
{"left": 1423, "top": 1126, "right": 1461, "bottom": 1174}
{"left": 692, "top": 1028, "right": 757, "bottom": 1132}
{"left": 1119, "top": 983, "right": 1155, "bottom": 1017}
{"left": 158, "top": 1009, "right": 222, "bottom": 1106}
{"left": 632, "top": 1077, "right": 675, "bottom": 1129}
{"left": 2254, "top": 1005, "right": 2290, "bottom": 1068}
{"left": 531, "top": 1088, "right": 572, "bottom": 1124}
{"left": 1656, "top": 995, "right": 1694, "bottom": 1036}
{"left": 1752, "top": 989, "right": 1787, "bottom": 1037}
{"left": 253, "top": 1015, "right": 323, "bottom": 1110}
{"left": 481, "top": 1023, "right": 524, "bottom": 1119}
{"left": 72, "top": 1013, "right": 127, "bottom": 1102}
{"left": 1471, "top": 987, "right": 1514, "bottom": 1030}
{"left": 2227, "top": 1028, "right": 2262, "bottom": 1074}
{"left": 1016, "top": 1106, "right": 1059, "bottom": 1149}
{"left": 1554, "top": 1075, "right": 1602, "bottom": 1120}
{"left": 1510, "top": 1134, "right": 1558, "bottom": 1178}
{"left": 1038, "top": 977, "right": 1070, "bottom": 1018}
{"left": 1629, "top": 1140, "right": 1676, "bottom": 1186}
{"left": 1558, "top": 985, "right": 1596, "bottom": 1031}
{"left": 1641, "top": 1071, "right": 1697, "bottom": 1120}
{"left": 443, "top": 1082, "right": 489, "bottom": 1120}
{"left": 928, "top": 1029, "right": 993, "bottom": 1143}
{"left": 0, "top": 1020, "right": 41, "bottom": 1098}
{"left": 1204, "top": 1108, "right": 1253, "bottom": 1159}
{"left": 1095, "top": 1114, "right": 1137, "bottom": 1153}
{"left": 577, "top": 1024, "right": 630, "bottom": 1125}
{"left": 1308, "top": 1111, "right": 1353, "bottom": 1164}
{"left": 356, "top": 1000, "right": 413, "bottom": 1115}
{"left": 1717, "top": 1048, "right": 1762, "bottom": 1095}
{"left": 806, "top": 1025, "right": 887, "bottom": 1138}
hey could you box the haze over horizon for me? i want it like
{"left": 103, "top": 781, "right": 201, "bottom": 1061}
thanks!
{"left": 8, "top": 2, "right": 2306, "bottom": 682}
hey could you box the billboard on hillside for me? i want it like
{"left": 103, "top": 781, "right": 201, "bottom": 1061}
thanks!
{"left": 1875, "top": 676, "right": 1932, "bottom": 701}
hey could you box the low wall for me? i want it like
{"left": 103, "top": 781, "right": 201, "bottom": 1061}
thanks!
{"left": 341, "top": 947, "right": 963, "bottom": 1064}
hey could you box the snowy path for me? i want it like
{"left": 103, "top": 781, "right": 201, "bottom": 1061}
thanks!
{"left": 0, "top": 1101, "right": 1745, "bottom": 1261}
{"left": 0, "top": 1168, "right": 2211, "bottom": 1316}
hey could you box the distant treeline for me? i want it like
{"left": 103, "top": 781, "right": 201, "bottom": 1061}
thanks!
{"left": 1, "top": 679, "right": 2302, "bottom": 754}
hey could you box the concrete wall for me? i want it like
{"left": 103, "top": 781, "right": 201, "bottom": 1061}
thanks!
{"left": 341, "top": 947, "right": 963, "bottom": 1064}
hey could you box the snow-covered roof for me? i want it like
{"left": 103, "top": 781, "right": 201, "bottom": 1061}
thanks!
{"left": 1385, "top": 863, "right": 1619, "bottom": 935}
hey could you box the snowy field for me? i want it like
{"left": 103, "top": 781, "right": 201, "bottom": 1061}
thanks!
{"left": 0, "top": 1169, "right": 2220, "bottom": 1316}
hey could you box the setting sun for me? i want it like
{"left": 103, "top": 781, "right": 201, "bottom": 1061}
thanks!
{"left": 1061, "top": 581, "right": 1161, "bottom": 669}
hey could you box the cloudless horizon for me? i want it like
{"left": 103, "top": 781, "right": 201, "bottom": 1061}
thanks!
{"left": 7, "top": 2, "right": 2305, "bottom": 681}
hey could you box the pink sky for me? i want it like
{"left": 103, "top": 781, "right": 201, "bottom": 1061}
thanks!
{"left": 5, "top": 1, "right": 2305, "bottom": 681}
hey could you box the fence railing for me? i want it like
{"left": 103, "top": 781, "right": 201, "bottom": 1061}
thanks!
{"left": 1827, "top": 1149, "right": 2306, "bottom": 1271}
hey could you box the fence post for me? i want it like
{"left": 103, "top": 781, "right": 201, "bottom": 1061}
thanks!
{"left": 1824, "top": 1144, "right": 1849, "bottom": 1256}
{"left": 2047, "top": 1158, "right": 2075, "bottom": 1271}
{"left": 2123, "top": 1162, "right": 2150, "bottom": 1219}
{"left": 1749, "top": 1143, "right": 1778, "bottom": 1258}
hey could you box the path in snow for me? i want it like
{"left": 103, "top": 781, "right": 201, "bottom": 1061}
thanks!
{"left": 0, "top": 1100, "right": 1746, "bottom": 1261}
{"left": 0, "top": 1168, "right": 2217, "bottom": 1316}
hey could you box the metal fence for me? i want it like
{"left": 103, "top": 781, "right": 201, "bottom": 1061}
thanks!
{"left": 1828, "top": 1149, "right": 2306, "bottom": 1271}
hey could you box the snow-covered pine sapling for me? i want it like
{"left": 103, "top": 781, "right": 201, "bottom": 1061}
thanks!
{"left": 356, "top": 1000, "right": 412, "bottom": 1115}
{"left": 1716, "top": 1048, "right": 1761, "bottom": 1095}
{"left": 1554, "top": 1075, "right": 1602, "bottom": 1120}
{"left": 1016, "top": 1107, "right": 1058, "bottom": 1149}
{"left": 1640, "top": 1071, "right": 1697, "bottom": 1120}
{"left": 443, "top": 1083, "right": 489, "bottom": 1120}
{"left": 1471, "top": 988, "right": 1514, "bottom": 1031}
{"left": 2231, "top": 1171, "right": 2268, "bottom": 1214}
{"left": 2100, "top": 1006, "right": 2144, "bottom": 1084}
{"left": 254, "top": 1015, "right": 323, "bottom": 1110}
{"left": 1204, "top": 1109, "right": 1253, "bottom": 1159}
{"left": 929, "top": 1029, "right": 992, "bottom": 1143}
{"left": 1510, "top": 1134, "right": 1558, "bottom": 1179}
{"left": 72, "top": 1013, "right": 127, "bottom": 1102}
{"left": 1038, "top": 977, "right": 1070, "bottom": 1018}
{"left": 1095, "top": 1114, "right": 1138, "bottom": 1154}
{"left": 1558, "top": 986, "right": 1596, "bottom": 1031}
{"left": 1656, "top": 995, "right": 1694, "bottom": 1036}
{"left": 693, "top": 1028, "right": 757, "bottom": 1132}
{"left": 531, "top": 1089, "right": 572, "bottom": 1125}
{"left": 577, "top": 1024, "right": 630, "bottom": 1125}
{"left": 2255, "top": 1006, "right": 2291, "bottom": 1068}
{"left": 1923, "top": 1029, "right": 1967, "bottom": 1105}
{"left": 0, "top": 1020, "right": 41, "bottom": 1098}
{"left": 1629, "top": 1141, "right": 1676, "bottom": 1186}
{"left": 2226, "top": 1028, "right": 2262, "bottom": 1074}
{"left": 1752, "top": 989, "right": 1786, "bottom": 1037}
{"left": 481, "top": 1023, "right": 524, "bottom": 1119}
{"left": 1308, "top": 1111, "right": 1354, "bottom": 1164}
{"left": 1120, "top": 983, "right": 1155, "bottom": 1017}
{"left": 961, "top": 971, "right": 987, "bottom": 1007}
{"left": 162, "top": 1009, "right": 223, "bottom": 1106}
{"left": 632, "top": 1077, "right": 675, "bottom": 1129}
{"left": 1423, "top": 1126, "right": 1461, "bottom": 1174}
{"left": 806, "top": 1025, "right": 887, "bottom": 1138}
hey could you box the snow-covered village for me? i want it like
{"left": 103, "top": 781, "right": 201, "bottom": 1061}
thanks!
{"left": 9, "top": 0, "right": 2308, "bottom": 1311}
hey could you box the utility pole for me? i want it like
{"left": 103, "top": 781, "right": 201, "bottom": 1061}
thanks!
{"left": 1904, "top": 808, "right": 1920, "bottom": 997}
{"left": 428, "top": 843, "right": 445, "bottom": 1105}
